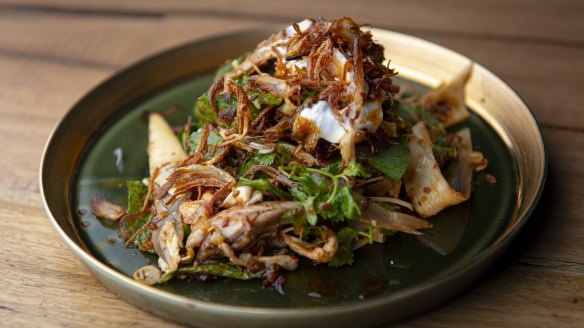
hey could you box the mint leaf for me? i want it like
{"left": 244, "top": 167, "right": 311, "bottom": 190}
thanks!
{"left": 193, "top": 93, "right": 217, "bottom": 125}
{"left": 396, "top": 103, "right": 439, "bottom": 130}
{"left": 366, "top": 144, "right": 410, "bottom": 181}
{"left": 127, "top": 180, "right": 147, "bottom": 215}
{"left": 187, "top": 127, "right": 224, "bottom": 159}
{"left": 125, "top": 180, "right": 153, "bottom": 252}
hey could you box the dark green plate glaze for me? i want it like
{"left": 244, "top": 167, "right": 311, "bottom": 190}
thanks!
{"left": 40, "top": 28, "right": 546, "bottom": 327}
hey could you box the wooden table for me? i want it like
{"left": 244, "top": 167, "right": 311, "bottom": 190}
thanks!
{"left": 1, "top": 1, "right": 582, "bottom": 326}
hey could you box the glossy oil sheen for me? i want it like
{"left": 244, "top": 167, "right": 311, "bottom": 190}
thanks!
{"left": 73, "top": 74, "right": 517, "bottom": 308}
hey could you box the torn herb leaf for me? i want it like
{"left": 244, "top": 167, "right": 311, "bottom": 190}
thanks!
{"left": 341, "top": 160, "right": 371, "bottom": 178}
{"left": 125, "top": 180, "right": 153, "bottom": 252}
{"left": 238, "top": 152, "right": 277, "bottom": 176}
{"left": 237, "top": 177, "right": 290, "bottom": 199}
{"left": 366, "top": 144, "right": 410, "bottom": 181}
{"left": 330, "top": 227, "right": 359, "bottom": 267}
{"left": 193, "top": 93, "right": 217, "bottom": 125}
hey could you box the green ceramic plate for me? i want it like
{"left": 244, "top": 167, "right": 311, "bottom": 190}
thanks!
{"left": 40, "top": 27, "right": 546, "bottom": 327}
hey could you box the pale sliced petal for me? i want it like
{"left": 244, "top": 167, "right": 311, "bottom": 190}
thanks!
{"left": 403, "top": 122, "right": 469, "bottom": 217}
{"left": 147, "top": 113, "right": 187, "bottom": 175}
{"left": 423, "top": 64, "right": 472, "bottom": 127}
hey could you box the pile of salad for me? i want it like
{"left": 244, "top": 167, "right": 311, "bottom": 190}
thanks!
{"left": 91, "top": 17, "right": 488, "bottom": 288}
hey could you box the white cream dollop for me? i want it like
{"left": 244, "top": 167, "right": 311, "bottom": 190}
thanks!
{"left": 353, "top": 101, "right": 383, "bottom": 132}
{"left": 274, "top": 19, "right": 315, "bottom": 59}
{"left": 298, "top": 100, "right": 348, "bottom": 144}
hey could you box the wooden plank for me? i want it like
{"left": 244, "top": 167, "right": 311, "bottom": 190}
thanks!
{"left": 0, "top": 203, "right": 180, "bottom": 327}
{"left": 0, "top": 57, "right": 111, "bottom": 209}
{"left": 405, "top": 262, "right": 584, "bottom": 327}
{"left": 0, "top": 2, "right": 582, "bottom": 326}
{"left": 0, "top": 13, "right": 582, "bottom": 130}
{"left": 0, "top": 13, "right": 268, "bottom": 72}
{"left": 0, "top": 0, "right": 583, "bottom": 45}
{"left": 515, "top": 127, "right": 584, "bottom": 263}
{"left": 0, "top": 201, "right": 582, "bottom": 326}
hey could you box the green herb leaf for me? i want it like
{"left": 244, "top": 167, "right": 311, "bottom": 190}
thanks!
{"left": 125, "top": 180, "right": 153, "bottom": 252}
{"left": 335, "top": 186, "right": 362, "bottom": 219}
{"left": 379, "top": 228, "right": 396, "bottom": 236}
{"left": 341, "top": 161, "right": 371, "bottom": 178}
{"left": 357, "top": 224, "right": 375, "bottom": 244}
{"left": 193, "top": 93, "right": 218, "bottom": 125}
{"left": 127, "top": 180, "right": 147, "bottom": 215}
{"left": 432, "top": 144, "right": 457, "bottom": 167}
{"left": 366, "top": 144, "right": 410, "bottom": 181}
{"left": 320, "top": 186, "right": 362, "bottom": 222}
{"left": 301, "top": 196, "right": 318, "bottom": 226}
{"left": 330, "top": 227, "right": 359, "bottom": 267}
{"left": 217, "top": 93, "right": 238, "bottom": 128}
{"left": 282, "top": 165, "right": 362, "bottom": 226}
{"left": 161, "top": 262, "right": 265, "bottom": 283}
{"left": 238, "top": 152, "right": 277, "bottom": 176}
{"left": 396, "top": 103, "right": 439, "bottom": 130}
{"left": 323, "top": 160, "right": 342, "bottom": 175}
{"left": 237, "top": 177, "right": 290, "bottom": 200}
{"left": 186, "top": 127, "right": 224, "bottom": 158}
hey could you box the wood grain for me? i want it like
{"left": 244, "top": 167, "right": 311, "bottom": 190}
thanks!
{"left": 0, "top": 0, "right": 583, "bottom": 327}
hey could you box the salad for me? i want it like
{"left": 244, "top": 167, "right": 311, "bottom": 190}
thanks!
{"left": 91, "top": 17, "right": 488, "bottom": 288}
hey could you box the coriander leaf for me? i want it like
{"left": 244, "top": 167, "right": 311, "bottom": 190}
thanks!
{"left": 330, "top": 227, "right": 358, "bottom": 267}
{"left": 341, "top": 161, "right": 371, "bottom": 178}
{"left": 337, "top": 186, "right": 362, "bottom": 219}
{"left": 366, "top": 144, "right": 410, "bottom": 181}
{"left": 275, "top": 142, "right": 294, "bottom": 162}
{"left": 291, "top": 169, "right": 329, "bottom": 196}
{"left": 289, "top": 185, "right": 308, "bottom": 201}
{"left": 323, "top": 160, "right": 342, "bottom": 175}
{"left": 319, "top": 186, "right": 361, "bottom": 223}
{"left": 301, "top": 196, "right": 318, "bottom": 226}
{"left": 238, "top": 152, "right": 277, "bottom": 176}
